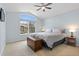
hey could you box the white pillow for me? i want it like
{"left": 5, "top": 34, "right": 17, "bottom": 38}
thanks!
{"left": 45, "top": 29, "right": 52, "bottom": 32}
{"left": 53, "top": 28, "right": 61, "bottom": 33}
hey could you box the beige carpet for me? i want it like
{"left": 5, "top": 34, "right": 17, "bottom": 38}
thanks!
{"left": 2, "top": 40, "right": 79, "bottom": 56}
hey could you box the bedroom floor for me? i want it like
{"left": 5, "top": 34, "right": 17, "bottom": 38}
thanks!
{"left": 2, "top": 40, "right": 79, "bottom": 56}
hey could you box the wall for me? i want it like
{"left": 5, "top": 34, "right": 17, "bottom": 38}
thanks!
{"left": 6, "top": 12, "right": 43, "bottom": 43}
{"left": 0, "top": 22, "right": 6, "bottom": 55}
{"left": 0, "top": 8, "right": 6, "bottom": 55}
{"left": 6, "top": 12, "right": 26, "bottom": 43}
{"left": 44, "top": 10, "right": 79, "bottom": 29}
{"left": 0, "top": 21, "right": 6, "bottom": 56}
{"left": 44, "top": 9, "right": 79, "bottom": 46}
{"left": 34, "top": 18, "right": 43, "bottom": 32}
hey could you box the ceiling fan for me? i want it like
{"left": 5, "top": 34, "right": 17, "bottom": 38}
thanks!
{"left": 34, "top": 3, "right": 52, "bottom": 12}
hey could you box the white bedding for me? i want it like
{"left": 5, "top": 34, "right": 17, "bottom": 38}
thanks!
{"left": 29, "top": 32, "right": 66, "bottom": 48}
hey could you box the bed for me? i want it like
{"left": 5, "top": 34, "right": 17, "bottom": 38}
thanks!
{"left": 29, "top": 32, "right": 66, "bottom": 49}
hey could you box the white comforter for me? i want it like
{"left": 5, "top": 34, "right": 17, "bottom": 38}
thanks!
{"left": 29, "top": 32, "right": 65, "bottom": 48}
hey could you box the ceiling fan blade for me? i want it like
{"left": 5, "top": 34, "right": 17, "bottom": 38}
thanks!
{"left": 34, "top": 5, "right": 42, "bottom": 7}
{"left": 45, "top": 3, "right": 52, "bottom": 6}
{"left": 45, "top": 7, "right": 52, "bottom": 9}
{"left": 41, "top": 3, "right": 45, "bottom": 5}
{"left": 37, "top": 8, "right": 41, "bottom": 11}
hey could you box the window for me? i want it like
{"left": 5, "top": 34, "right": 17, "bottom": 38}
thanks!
{"left": 19, "top": 13, "right": 36, "bottom": 34}
{"left": 29, "top": 22, "right": 35, "bottom": 33}
{"left": 20, "top": 21, "right": 29, "bottom": 34}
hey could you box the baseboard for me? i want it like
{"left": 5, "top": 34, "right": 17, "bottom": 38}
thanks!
{"left": 6, "top": 39, "right": 26, "bottom": 44}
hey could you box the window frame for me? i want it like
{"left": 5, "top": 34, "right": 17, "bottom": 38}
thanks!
{"left": 20, "top": 21, "right": 35, "bottom": 34}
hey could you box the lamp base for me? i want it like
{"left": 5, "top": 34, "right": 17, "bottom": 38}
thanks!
{"left": 71, "top": 32, "right": 74, "bottom": 37}
{"left": 71, "top": 35, "right": 74, "bottom": 37}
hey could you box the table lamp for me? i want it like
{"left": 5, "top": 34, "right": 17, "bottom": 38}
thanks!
{"left": 69, "top": 29, "right": 76, "bottom": 37}
{"left": 41, "top": 27, "right": 45, "bottom": 32}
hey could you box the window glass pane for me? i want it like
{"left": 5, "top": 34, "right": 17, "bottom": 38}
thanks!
{"left": 20, "top": 21, "right": 29, "bottom": 34}
{"left": 29, "top": 22, "right": 35, "bottom": 33}
{"left": 19, "top": 13, "right": 36, "bottom": 22}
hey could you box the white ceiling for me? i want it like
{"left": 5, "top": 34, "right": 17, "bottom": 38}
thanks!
{"left": 0, "top": 3, "right": 79, "bottom": 19}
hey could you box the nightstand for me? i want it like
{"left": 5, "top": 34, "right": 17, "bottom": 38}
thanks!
{"left": 65, "top": 37, "right": 76, "bottom": 46}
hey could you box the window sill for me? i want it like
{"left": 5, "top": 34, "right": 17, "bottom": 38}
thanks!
{"left": 20, "top": 32, "right": 35, "bottom": 35}
{"left": 20, "top": 33, "right": 29, "bottom": 35}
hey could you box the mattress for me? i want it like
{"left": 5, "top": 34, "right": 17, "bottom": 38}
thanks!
{"left": 29, "top": 32, "right": 66, "bottom": 48}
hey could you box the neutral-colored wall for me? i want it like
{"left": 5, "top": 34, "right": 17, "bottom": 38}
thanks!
{"left": 34, "top": 18, "right": 43, "bottom": 32}
{"left": 44, "top": 9, "right": 79, "bottom": 46}
{"left": 0, "top": 7, "right": 6, "bottom": 55}
{"left": 0, "top": 22, "right": 6, "bottom": 55}
{"left": 44, "top": 10, "right": 79, "bottom": 29}
{"left": 6, "top": 12, "right": 43, "bottom": 43}
{"left": 6, "top": 12, "right": 27, "bottom": 43}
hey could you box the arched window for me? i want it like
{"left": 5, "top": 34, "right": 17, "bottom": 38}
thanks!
{"left": 19, "top": 13, "right": 36, "bottom": 34}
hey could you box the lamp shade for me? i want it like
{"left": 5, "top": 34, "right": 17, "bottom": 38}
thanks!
{"left": 69, "top": 29, "right": 76, "bottom": 37}
{"left": 69, "top": 29, "right": 76, "bottom": 32}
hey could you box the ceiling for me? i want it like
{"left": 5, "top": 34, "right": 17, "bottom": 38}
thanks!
{"left": 0, "top": 3, "right": 79, "bottom": 19}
